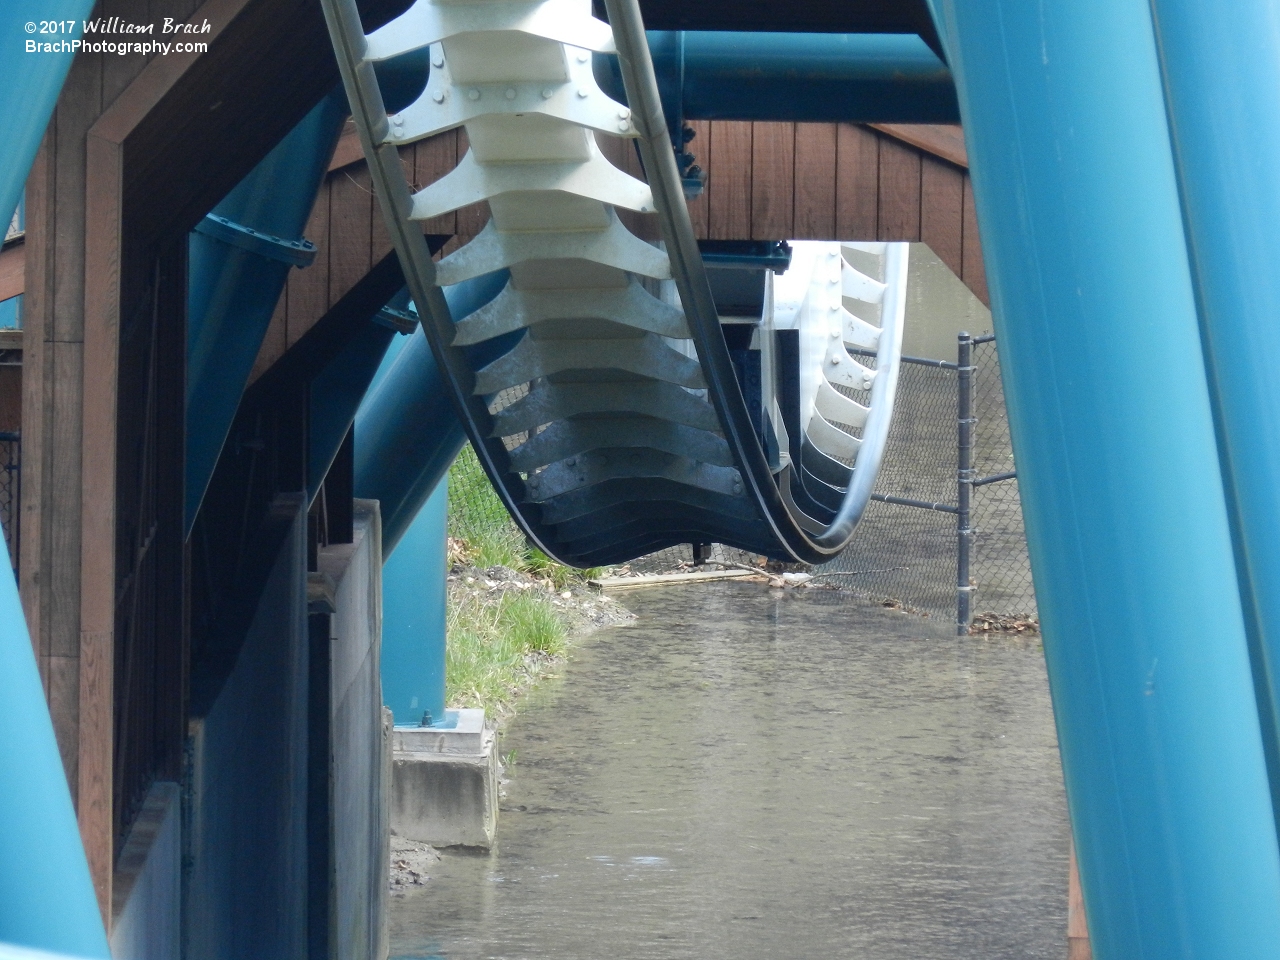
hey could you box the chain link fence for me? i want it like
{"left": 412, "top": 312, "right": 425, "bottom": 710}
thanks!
{"left": 815, "top": 356, "right": 960, "bottom": 617}
{"left": 625, "top": 336, "right": 1039, "bottom": 632}
{"left": 968, "top": 339, "right": 1037, "bottom": 625}
{"left": 446, "top": 338, "right": 1037, "bottom": 631}
{"left": 815, "top": 335, "right": 1036, "bottom": 629}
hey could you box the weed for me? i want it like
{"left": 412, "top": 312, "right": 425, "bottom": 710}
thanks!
{"left": 443, "top": 445, "right": 603, "bottom": 718}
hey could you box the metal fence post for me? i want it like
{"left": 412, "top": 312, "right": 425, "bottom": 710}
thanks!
{"left": 957, "top": 332, "right": 974, "bottom": 635}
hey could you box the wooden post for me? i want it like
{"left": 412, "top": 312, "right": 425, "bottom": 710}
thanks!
{"left": 1068, "top": 835, "right": 1092, "bottom": 959}
{"left": 77, "top": 0, "right": 341, "bottom": 920}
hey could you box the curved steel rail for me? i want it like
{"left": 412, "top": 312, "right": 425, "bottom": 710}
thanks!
{"left": 606, "top": 0, "right": 905, "bottom": 556}
{"left": 321, "top": 0, "right": 906, "bottom": 565}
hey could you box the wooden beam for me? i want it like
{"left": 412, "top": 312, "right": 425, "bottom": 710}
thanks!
{"left": 869, "top": 123, "right": 968, "bottom": 169}
{"left": 0, "top": 239, "right": 23, "bottom": 303}
{"left": 1068, "top": 837, "right": 1092, "bottom": 959}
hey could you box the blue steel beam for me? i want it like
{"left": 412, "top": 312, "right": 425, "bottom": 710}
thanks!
{"left": 356, "top": 319, "right": 448, "bottom": 726}
{"left": 0, "top": 3, "right": 95, "bottom": 232}
{"left": 356, "top": 274, "right": 508, "bottom": 728}
{"left": 306, "top": 297, "right": 407, "bottom": 503}
{"left": 1148, "top": 0, "right": 1280, "bottom": 829}
{"left": 594, "top": 31, "right": 958, "bottom": 125}
{"left": 0, "top": 562, "right": 108, "bottom": 957}
{"left": 354, "top": 270, "right": 509, "bottom": 557}
{"left": 186, "top": 89, "right": 347, "bottom": 532}
{"left": 381, "top": 477, "right": 449, "bottom": 726}
{"left": 932, "top": 0, "right": 1280, "bottom": 955}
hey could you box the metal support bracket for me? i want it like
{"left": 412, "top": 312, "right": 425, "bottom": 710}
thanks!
{"left": 194, "top": 213, "right": 317, "bottom": 268}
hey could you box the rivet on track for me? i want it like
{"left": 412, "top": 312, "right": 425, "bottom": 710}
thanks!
{"left": 468, "top": 88, "right": 481, "bottom": 101}
{"left": 505, "top": 87, "right": 517, "bottom": 100}
{"left": 542, "top": 88, "right": 554, "bottom": 99}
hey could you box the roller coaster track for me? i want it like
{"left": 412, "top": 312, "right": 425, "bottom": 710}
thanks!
{"left": 320, "top": 0, "right": 908, "bottom": 565}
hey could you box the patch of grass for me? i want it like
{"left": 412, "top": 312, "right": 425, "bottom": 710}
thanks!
{"left": 525, "top": 546, "right": 610, "bottom": 588}
{"left": 446, "top": 588, "right": 568, "bottom": 713}
{"left": 443, "top": 445, "right": 611, "bottom": 718}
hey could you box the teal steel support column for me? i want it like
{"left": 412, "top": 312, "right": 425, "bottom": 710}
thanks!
{"left": 0, "top": 2, "right": 95, "bottom": 230}
{"left": 0, "top": 563, "right": 108, "bottom": 958}
{"left": 357, "top": 273, "right": 507, "bottom": 726}
{"left": 1148, "top": 0, "right": 1280, "bottom": 823}
{"left": 932, "top": 0, "right": 1280, "bottom": 955}
{"left": 381, "top": 476, "right": 449, "bottom": 726}
{"left": 358, "top": 316, "right": 446, "bottom": 728}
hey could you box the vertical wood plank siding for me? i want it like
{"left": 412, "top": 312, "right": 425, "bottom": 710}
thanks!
{"left": 256, "top": 121, "right": 988, "bottom": 379}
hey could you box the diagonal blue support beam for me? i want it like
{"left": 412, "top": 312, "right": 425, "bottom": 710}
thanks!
{"left": 1148, "top": 0, "right": 1280, "bottom": 830}
{"left": 0, "top": 2, "right": 96, "bottom": 231}
{"left": 186, "top": 89, "right": 347, "bottom": 533}
{"left": 354, "top": 270, "right": 509, "bottom": 556}
{"left": 932, "top": 0, "right": 1280, "bottom": 955}
{"left": 0, "top": 563, "right": 108, "bottom": 958}
{"left": 357, "top": 272, "right": 509, "bottom": 728}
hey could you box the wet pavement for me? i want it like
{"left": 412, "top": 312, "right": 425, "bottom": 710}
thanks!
{"left": 391, "top": 583, "right": 1068, "bottom": 960}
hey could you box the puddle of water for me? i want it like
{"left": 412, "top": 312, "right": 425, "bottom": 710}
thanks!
{"left": 392, "top": 583, "right": 1068, "bottom": 960}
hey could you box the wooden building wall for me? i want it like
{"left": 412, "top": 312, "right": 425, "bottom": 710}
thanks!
{"left": 252, "top": 120, "right": 986, "bottom": 377}
{"left": 21, "top": 0, "right": 408, "bottom": 918}
{"left": 21, "top": 0, "right": 205, "bottom": 819}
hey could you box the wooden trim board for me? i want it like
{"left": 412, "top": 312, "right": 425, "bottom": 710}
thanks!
{"left": 0, "top": 239, "right": 23, "bottom": 302}
{"left": 590, "top": 569, "right": 757, "bottom": 589}
{"left": 869, "top": 123, "right": 968, "bottom": 168}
